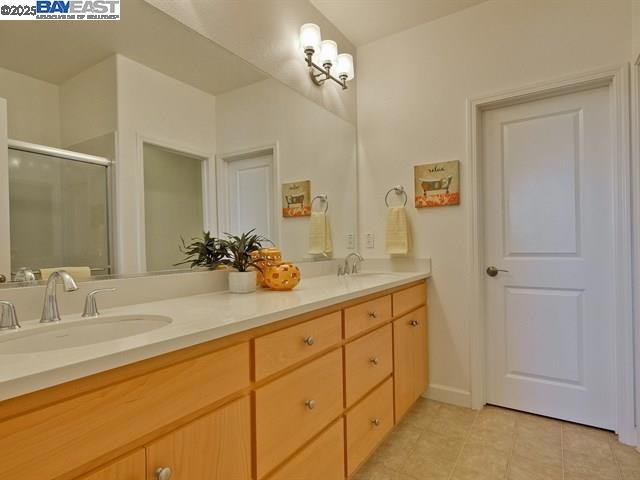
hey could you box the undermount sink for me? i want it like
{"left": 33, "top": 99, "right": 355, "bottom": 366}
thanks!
{"left": 0, "top": 315, "right": 172, "bottom": 354}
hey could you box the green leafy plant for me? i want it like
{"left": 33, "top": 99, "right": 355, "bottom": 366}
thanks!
{"left": 175, "top": 231, "right": 227, "bottom": 269}
{"left": 219, "top": 229, "right": 267, "bottom": 272}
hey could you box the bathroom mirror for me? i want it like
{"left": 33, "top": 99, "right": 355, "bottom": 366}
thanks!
{"left": 0, "top": 0, "right": 357, "bottom": 285}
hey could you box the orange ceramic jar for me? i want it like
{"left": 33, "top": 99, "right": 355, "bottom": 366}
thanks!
{"left": 264, "top": 262, "right": 301, "bottom": 290}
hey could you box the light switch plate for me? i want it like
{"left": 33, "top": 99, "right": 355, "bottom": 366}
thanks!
{"left": 366, "top": 233, "right": 375, "bottom": 249}
{"left": 345, "top": 233, "right": 355, "bottom": 250}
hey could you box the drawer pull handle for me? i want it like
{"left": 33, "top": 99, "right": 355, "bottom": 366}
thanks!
{"left": 368, "top": 311, "right": 378, "bottom": 319}
{"left": 369, "top": 357, "right": 380, "bottom": 366}
{"left": 305, "top": 399, "right": 317, "bottom": 410}
{"left": 303, "top": 336, "right": 315, "bottom": 346}
{"left": 156, "top": 467, "right": 173, "bottom": 480}
{"left": 370, "top": 418, "right": 381, "bottom": 427}
{"left": 409, "top": 320, "right": 419, "bottom": 327}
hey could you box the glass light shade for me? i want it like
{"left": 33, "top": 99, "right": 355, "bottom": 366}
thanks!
{"left": 336, "top": 53, "right": 355, "bottom": 81}
{"left": 299, "top": 23, "right": 321, "bottom": 52}
{"left": 319, "top": 40, "right": 338, "bottom": 67}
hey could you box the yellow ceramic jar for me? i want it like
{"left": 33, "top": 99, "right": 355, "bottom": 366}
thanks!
{"left": 251, "top": 247, "right": 282, "bottom": 287}
{"left": 264, "top": 262, "right": 301, "bottom": 290}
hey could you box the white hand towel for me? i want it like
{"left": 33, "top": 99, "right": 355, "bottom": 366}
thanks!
{"left": 385, "top": 206, "right": 409, "bottom": 255}
{"left": 308, "top": 211, "right": 333, "bottom": 255}
{"left": 40, "top": 266, "right": 92, "bottom": 281}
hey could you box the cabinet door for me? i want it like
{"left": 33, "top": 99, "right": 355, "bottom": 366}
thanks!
{"left": 146, "top": 397, "right": 251, "bottom": 480}
{"left": 393, "top": 306, "right": 428, "bottom": 420}
{"left": 79, "top": 450, "right": 145, "bottom": 480}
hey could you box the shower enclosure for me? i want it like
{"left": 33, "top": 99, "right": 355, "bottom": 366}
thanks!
{"left": 6, "top": 140, "right": 112, "bottom": 281}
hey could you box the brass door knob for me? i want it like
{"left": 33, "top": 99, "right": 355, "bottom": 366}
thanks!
{"left": 305, "top": 399, "right": 316, "bottom": 410}
{"left": 409, "top": 320, "right": 419, "bottom": 327}
{"left": 370, "top": 418, "right": 381, "bottom": 427}
{"left": 303, "top": 336, "right": 315, "bottom": 346}
{"left": 369, "top": 357, "right": 380, "bottom": 366}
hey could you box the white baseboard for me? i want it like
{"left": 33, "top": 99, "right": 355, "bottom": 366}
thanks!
{"left": 424, "top": 383, "right": 472, "bottom": 408}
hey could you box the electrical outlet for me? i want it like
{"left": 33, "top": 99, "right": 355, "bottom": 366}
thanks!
{"left": 366, "top": 233, "right": 375, "bottom": 249}
{"left": 345, "top": 233, "right": 355, "bottom": 250}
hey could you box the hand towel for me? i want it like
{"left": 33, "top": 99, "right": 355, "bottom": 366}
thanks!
{"left": 308, "top": 211, "right": 333, "bottom": 255}
{"left": 385, "top": 206, "right": 409, "bottom": 255}
{"left": 40, "top": 266, "right": 92, "bottom": 281}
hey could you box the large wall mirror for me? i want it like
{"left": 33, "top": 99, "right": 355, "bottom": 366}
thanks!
{"left": 0, "top": 0, "right": 357, "bottom": 285}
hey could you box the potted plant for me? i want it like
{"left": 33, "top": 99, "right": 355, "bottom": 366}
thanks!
{"left": 175, "top": 231, "right": 227, "bottom": 270}
{"left": 220, "top": 229, "right": 267, "bottom": 293}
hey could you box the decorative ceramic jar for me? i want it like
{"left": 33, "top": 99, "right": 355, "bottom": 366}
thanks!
{"left": 251, "top": 247, "right": 282, "bottom": 287}
{"left": 264, "top": 262, "right": 301, "bottom": 290}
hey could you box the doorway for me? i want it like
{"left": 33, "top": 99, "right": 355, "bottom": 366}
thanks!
{"left": 216, "top": 145, "right": 279, "bottom": 243}
{"left": 469, "top": 68, "right": 633, "bottom": 440}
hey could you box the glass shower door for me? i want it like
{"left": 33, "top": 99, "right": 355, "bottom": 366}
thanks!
{"left": 8, "top": 147, "right": 110, "bottom": 277}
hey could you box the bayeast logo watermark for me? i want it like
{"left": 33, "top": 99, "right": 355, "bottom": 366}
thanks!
{"left": 0, "top": 0, "right": 120, "bottom": 20}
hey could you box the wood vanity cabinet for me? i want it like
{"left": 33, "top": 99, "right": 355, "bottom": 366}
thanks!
{"left": 393, "top": 306, "right": 429, "bottom": 420}
{"left": 146, "top": 396, "right": 252, "bottom": 480}
{"left": 77, "top": 450, "right": 145, "bottom": 480}
{"left": 0, "top": 280, "right": 428, "bottom": 480}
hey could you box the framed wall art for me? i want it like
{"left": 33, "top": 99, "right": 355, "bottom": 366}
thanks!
{"left": 414, "top": 161, "right": 460, "bottom": 208}
{"left": 282, "top": 180, "right": 311, "bottom": 217}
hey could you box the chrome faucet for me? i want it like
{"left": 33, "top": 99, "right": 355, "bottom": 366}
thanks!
{"left": 0, "top": 301, "right": 20, "bottom": 330}
{"left": 40, "top": 270, "right": 79, "bottom": 323}
{"left": 339, "top": 252, "right": 364, "bottom": 276}
{"left": 82, "top": 288, "right": 116, "bottom": 318}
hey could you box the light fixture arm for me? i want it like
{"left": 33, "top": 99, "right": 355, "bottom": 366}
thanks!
{"left": 305, "top": 50, "right": 348, "bottom": 90}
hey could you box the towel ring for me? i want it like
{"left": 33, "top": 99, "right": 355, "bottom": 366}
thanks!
{"left": 311, "top": 194, "right": 329, "bottom": 213}
{"left": 385, "top": 186, "right": 408, "bottom": 207}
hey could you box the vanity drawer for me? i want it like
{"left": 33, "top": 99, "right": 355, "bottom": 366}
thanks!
{"left": 268, "top": 419, "right": 345, "bottom": 480}
{"left": 254, "top": 311, "right": 342, "bottom": 381}
{"left": 78, "top": 450, "right": 145, "bottom": 480}
{"left": 0, "top": 342, "right": 250, "bottom": 480}
{"left": 346, "top": 377, "right": 394, "bottom": 476}
{"left": 345, "top": 324, "right": 393, "bottom": 407}
{"left": 392, "top": 282, "right": 427, "bottom": 317}
{"left": 344, "top": 295, "right": 392, "bottom": 339}
{"left": 255, "top": 348, "right": 343, "bottom": 479}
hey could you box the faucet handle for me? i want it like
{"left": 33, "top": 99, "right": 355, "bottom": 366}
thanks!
{"left": 0, "top": 301, "right": 20, "bottom": 330}
{"left": 82, "top": 288, "right": 116, "bottom": 318}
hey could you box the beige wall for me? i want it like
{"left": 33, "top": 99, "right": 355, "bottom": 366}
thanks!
{"left": 0, "top": 66, "right": 60, "bottom": 146}
{"left": 216, "top": 78, "right": 357, "bottom": 261}
{"left": 357, "top": 0, "right": 632, "bottom": 406}
{"left": 115, "top": 55, "right": 217, "bottom": 274}
{"left": 59, "top": 57, "right": 117, "bottom": 148}
{"left": 144, "top": 0, "right": 357, "bottom": 125}
{"left": 634, "top": 0, "right": 640, "bottom": 60}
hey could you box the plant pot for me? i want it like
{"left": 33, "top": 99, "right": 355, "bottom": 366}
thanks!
{"left": 228, "top": 270, "right": 257, "bottom": 294}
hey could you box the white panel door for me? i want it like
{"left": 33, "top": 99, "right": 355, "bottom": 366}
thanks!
{"left": 483, "top": 86, "right": 616, "bottom": 428}
{"left": 227, "top": 154, "right": 274, "bottom": 240}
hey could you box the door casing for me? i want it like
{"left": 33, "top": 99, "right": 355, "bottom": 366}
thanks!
{"left": 466, "top": 65, "right": 634, "bottom": 444}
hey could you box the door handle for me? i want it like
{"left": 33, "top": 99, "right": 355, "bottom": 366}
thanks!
{"left": 486, "top": 266, "right": 509, "bottom": 277}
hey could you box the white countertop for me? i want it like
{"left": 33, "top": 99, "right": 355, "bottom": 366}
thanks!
{"left": 0, "top": 271, "right": 429, "bottom": 402}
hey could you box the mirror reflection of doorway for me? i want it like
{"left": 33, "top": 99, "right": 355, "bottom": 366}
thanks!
{"left": 142, "top": 143, "right": 207, "bottom": 272}
{"left": 217, "top": 147, "right": 277, "bottom": 243}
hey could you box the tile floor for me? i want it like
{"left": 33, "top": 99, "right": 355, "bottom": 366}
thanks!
{"left": 354, "top": 399, "right": 640, "bottom": 480}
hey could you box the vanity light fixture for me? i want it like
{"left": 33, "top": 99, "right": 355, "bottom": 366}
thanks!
{"left": 299, "top": 23, "right": 355, "bottom": 89}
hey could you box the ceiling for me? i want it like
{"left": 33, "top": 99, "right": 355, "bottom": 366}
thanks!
{"left": 0, "top": 0, "right": 266, "bottom": 95}
{"left": 310, "top": 0, "right": 488, "bottom": 46}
